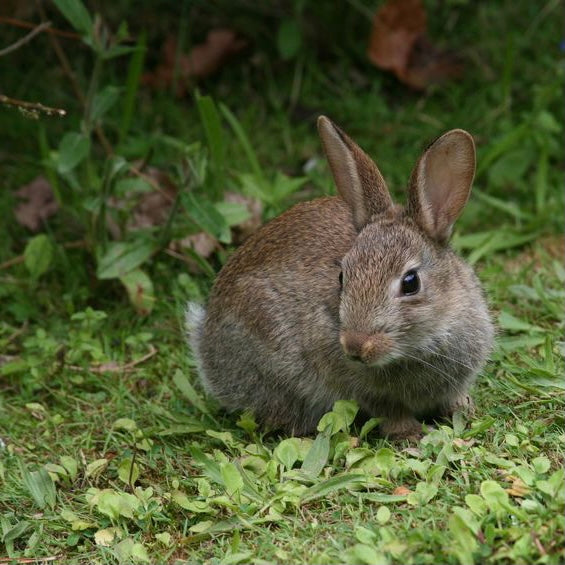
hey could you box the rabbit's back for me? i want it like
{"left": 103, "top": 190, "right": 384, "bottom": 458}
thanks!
{"left": 193, "top": 196, "right": 357, "bottom": 433}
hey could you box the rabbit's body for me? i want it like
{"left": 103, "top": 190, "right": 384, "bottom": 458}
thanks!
{"left": 188, "top": 118, "right": 494, "bottom": 439}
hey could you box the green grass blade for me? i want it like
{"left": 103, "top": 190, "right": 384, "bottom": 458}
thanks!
{"left": 52, "top": 0, "right": 92, "bottom": 37}
{"left": 473, "top": 189, "right": 532, "bottom": 221}
{"left": 19, "top": 460, "right": 56, "bottom": 510}
{"left": 535, "top": 146, "right": 549, "bottom": 213}
{"left": 172, "top": 369, "right": 211, "bottom": 417}
{"left": 300, "top": 473, "right": 366, "bottom": 503}
{"left": 196, "top": 93, "right": 226, "bottom": 200}
{"left": 119, "top": 31, "right": 147, "bottom": 143}
{"left": 219, "top": 103, "right": 265, "bottom": 182}
{"left": 300, "top": 428, "right": 330, "bottom": 477}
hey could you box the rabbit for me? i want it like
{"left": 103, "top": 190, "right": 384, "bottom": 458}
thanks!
{"left": 187, "top": 116, "right": 494, "bottom": 440}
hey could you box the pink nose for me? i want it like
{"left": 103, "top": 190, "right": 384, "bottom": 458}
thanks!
{"left": 339, "top": 331, "right": 392, "bottom": 363}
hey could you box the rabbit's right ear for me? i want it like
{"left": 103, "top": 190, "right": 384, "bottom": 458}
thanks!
{"left": 407, "top": 129, "right": 475, "bottom": 244}
{"left": 318, "top": 116, "right": 393, "bottom": 231}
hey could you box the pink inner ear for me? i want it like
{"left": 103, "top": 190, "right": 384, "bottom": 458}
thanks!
{"left": 421, "top": 133, "right": 475, "bottom": 239}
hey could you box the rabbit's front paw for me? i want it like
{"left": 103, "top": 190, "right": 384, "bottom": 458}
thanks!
{"left": 445, "top": 393, "right": 475, "bottom": 418}
{"left": 380, "top": 417, "right": 423, "bottom": 442}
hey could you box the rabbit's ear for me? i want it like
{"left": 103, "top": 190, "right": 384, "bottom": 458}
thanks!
{"left": 407, "top": 129, "right": 475, "bottom": 244}
{"left": 318, "top": 116, "right": 393, "bottom": 231}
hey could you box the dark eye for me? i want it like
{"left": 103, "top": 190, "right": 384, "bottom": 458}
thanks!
{"left": 401, "top": 270, "right": 420, "bottom": 296}
{"left": 338, "top": 271, "right": 344, "bottom": 289}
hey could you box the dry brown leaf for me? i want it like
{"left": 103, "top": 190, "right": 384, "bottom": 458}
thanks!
{"left": 453, "top": 438, "right": 475, "bottom": 448}
{"left": 105, "top": 166, "right": 177, "bottom": 239}
{"left": 402, "top": 36, "right": 464, "bottom": 90}
{"left": 506, "top": 477, "right": 531, "bottom": 498}
{"left": 349, "top": 436, "right": 360, "bottom": 449}
{"left": 126, "top": 166, "right": 177, "bottom": 231}
{"left": 367, "top": 0, "right": 463, "bottom": 90}
{"left": 144, "top": 29, "right": 247, "bottom": 96}
{"left": 175, "top": 231, "right": 219, "bottom": 274}
{"left": 368, "top": 0, "right": 426, "bottom": 75}
{"left": 171, "top": 192, "right": 262, "bottom": 270}
{"left": 14, "top": 176, "right": 59, "bottom": 231}
{"left": 393, "top": 486, "right": 412, "bottom": 496}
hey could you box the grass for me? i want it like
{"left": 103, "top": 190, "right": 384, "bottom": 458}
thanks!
{"left": 0, "top": 1, "right": 564, "bottom": 563}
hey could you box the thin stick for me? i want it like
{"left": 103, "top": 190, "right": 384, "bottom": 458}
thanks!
{"left": 531, "top": 531, "right": 547, "bottom": 556}
{"left": 0, "top": 20, "right": 52, "bottom": 57}
{"left": 35, "top": 1, "right": 85, "bottom": 105}
{"left": 0, "top": 16, "right": 80, "bottom": 39}
{"left": 0, "top": 240, "right": 87, "bottom": 271}
{"left": 3, "top": 322, "right": 28, "bottom": 347}
{"left": 35, "top": 1, "right": 113, "bottom": 156}
{"left": 0, "top": 94, "right": 66, "bottom": 117}
{"left": 0, "top": 557, "right": 60, "bottom": 564}
{"left": 129, "top": 165, "right": 176, "bottom": 202}
{"left": 67, "top": 345, "right": 158, "bottom": 373}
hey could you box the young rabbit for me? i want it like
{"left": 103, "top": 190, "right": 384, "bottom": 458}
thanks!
{"left": 187, "top": 117, "right": 494, "bottom": 440}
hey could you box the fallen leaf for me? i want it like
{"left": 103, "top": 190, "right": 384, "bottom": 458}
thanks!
{"left": 506, "top": 477, "right": 530, "bottom": 498}
{"left": 174, "top": 231, "right": 218, "bottom": 274}
{"left": 392, "top": 486, "right": 412, "bottom": 496}
{"left": 144, "top": 29, "right": 247, "bottom": 96}
{"left": 453, "top": 438, "right": 475, "bottom": 448}
{"left": 368, "top": 0, "right": 426, "bottom": 75}
{"left": 402, "top": 36, "right": 464, "bottom": 90}
{"left": 14, "top": 176, "right": 59, "bottom": 231}
{"left": 401, "top": 447, "right": 422, "bottom": 457}
{"left": 499, "top": 473, "right": 531, "bottom": 498}
{"left": 128, "top": 167, "right": 176, "bottom": 228}
{"left": 105, "top": 167, "right": 177, "bottom": 239}
{"left": 367, "top": 0, "right": 463, "bottom": 90}
{"left": 171, "top": 192, "right": 261, "bottom": 270}
{"left": 116, "top": 167, "right": 177, "bottom": 233}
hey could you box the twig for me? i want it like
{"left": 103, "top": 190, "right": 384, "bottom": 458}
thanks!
{"left": 128, "top": 450, "right": 137, "bottom": 491}
{"left": 34, "top": 0, "right": 113, "bottom": 156}
{"left": 0, "top": 94, "right": 66, "bottom": 118}
{"left": 0, "top": 240, "right": 87, "bottom": 271}
{"left": 35, "top": 1, "right": 85, "bottom": 106}
{"left": 0, "top": 20, "right": 52, "bottom": 56}
{"left": 531, "top": 531, "right": 547, "bottom": 556}
{"left": 129, "top": 165, "right": 176, "bottom": 203}
{"left": 68, "top": 345, "right": 158, "bottom": 373}
{"left": 4, "top": 322, "right": 28, "bottom": 347}
{"left": 163, "top": 248, "right": 191, "bottom": 263}
{"left": 0, "top": 16, "right": 80, "bottom": 39}
{"left": 0, "top": 255, "right": 24, "bottom": 270}
{"left": 0, "top": 557, "right": 60, "bottom": 564}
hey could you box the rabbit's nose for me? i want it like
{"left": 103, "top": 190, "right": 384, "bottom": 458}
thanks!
{"left": 340, "top": 331, "right": 392, "bottom": 364}
{"left": 340, "top": 331, "right": 371, "bottom": 361}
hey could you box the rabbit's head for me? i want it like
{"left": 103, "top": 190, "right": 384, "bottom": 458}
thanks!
{"left": 318, "top": 117, "right": 477, "bottom": 368}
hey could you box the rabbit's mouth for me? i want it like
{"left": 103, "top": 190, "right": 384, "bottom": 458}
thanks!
{"left": 339, "top": 330, "right": 395, "bottom": 366}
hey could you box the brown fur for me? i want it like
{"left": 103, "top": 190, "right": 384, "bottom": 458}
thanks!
{"left": 187, "top": 117, "right": 494, "bottom": 440}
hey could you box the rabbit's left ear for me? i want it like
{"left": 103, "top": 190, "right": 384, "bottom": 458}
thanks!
{"left": 318, "top": 116, "right": 393, "bottom": 231}
{"left": 407, "top": 130, "right": 475, "bottom": 244}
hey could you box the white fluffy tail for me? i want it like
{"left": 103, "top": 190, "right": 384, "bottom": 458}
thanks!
{"left": 185, "top": 302, "right": 206, "bottom": 362}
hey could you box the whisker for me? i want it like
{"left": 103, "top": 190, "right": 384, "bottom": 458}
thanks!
{"left": 417, "top": 345, "right": 476, "bottom": 372}
{"left": 400, "top": 350, "right": 463, "bottom": 392}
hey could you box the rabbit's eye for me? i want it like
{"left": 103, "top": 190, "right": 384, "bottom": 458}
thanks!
{"left": 338, "top": 271, "right": 344, "bottom": 289}
{"left": 401, "top": 270, "right": 420, "bottom": 295}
